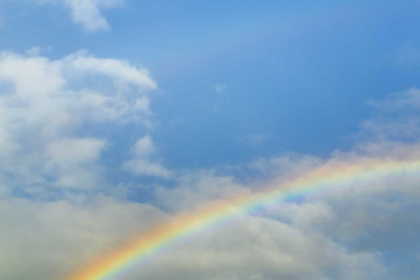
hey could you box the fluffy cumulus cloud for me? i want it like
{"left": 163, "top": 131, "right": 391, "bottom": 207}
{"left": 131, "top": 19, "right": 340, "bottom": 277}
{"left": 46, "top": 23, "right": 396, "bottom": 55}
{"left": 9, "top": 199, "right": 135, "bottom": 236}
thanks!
{"left": 1, "top": 48, "right": 420, "bottom": 280}
{"left": 123, "top": 135, "right": 172, "bottom": 178}
{"left": 0, "top": 50, "right": 156, "bottom": 191}
{"left": 132, "top": 135, "right": 155, "bottom": 157}
{"left": 37, "top": 0, "right": 124, "bottom": 31}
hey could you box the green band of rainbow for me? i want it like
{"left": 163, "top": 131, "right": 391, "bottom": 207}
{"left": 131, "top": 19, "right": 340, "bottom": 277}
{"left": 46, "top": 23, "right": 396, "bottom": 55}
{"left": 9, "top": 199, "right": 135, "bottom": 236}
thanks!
{"left": 69, "top": 158, "right": 420, "bottom": 280}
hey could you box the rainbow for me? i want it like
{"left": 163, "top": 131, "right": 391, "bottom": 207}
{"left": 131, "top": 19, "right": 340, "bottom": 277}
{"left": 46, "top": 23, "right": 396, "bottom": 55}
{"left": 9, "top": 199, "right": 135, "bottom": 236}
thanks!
{"left": 68, "top": 158, "right": 420, "bottom": 280}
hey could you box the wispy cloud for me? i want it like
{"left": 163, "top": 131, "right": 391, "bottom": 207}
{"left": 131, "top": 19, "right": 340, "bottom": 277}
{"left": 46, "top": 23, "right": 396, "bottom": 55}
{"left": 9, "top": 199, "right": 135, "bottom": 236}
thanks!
{"left": 37, "top": 0, "right": 125, "bottom": 31}
{"left": 123, "top": 158, "right": 172, "bottom": 178}
{"left": 24, "top": 46, "right": 41, "bottom": 57}
{"left": 215, "top": 83, "right": 227, "bottom": 94}
{"left": 361, "top": 87, "right": 420, "bottom": 141}
{"left": 394, "top": 43, "right": 420, "bottom": 69}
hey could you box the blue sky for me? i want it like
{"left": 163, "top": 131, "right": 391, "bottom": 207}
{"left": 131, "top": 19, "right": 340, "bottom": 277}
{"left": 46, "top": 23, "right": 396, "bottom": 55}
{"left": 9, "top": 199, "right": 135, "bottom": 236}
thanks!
{"left": 1, "top": 1, "right": 420, "bottom": 279}
{"left": 2, "top": 0, "right": 420, "bottom": 170}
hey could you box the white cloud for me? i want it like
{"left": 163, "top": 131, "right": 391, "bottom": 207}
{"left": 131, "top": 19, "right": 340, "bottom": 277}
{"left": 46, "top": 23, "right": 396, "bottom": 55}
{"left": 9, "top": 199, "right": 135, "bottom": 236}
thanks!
{"left": 0, "top": 193, "right": 389, "bottom": 280}
{"left": 361, "top": 87, "right": 420, "bottom": 141}
{"left": 0, "top": 127, "right": 20, "bottom": 157}
{"left": 24, "top": 46, "right": 53, "bottom": 57}
{"left": 121, "top": 215, "right": 386, "bottom": 280}
{"left": 123, "top": 159, "right": 172, "bottom": 178}
{"left": 368, "top": 87, "right": 420, "bottom": 111}
{"left": 37, "top": 0, "right": 125, "bottom": 31}
{"left": 0, "top": 196, "right": 167, "bottom": 280}
{"left": 62, "top": 51, "right": 157, "bottom": 89}
{"left": 147, "top": 144, "right": 420, "bottom": 279}
{"left": 46, "top": 138, "right": 107, "bottom": 188}
{"left": 250, "top": 153, "right": 322, "bottom": 178}
{"left": 133, "top": 135, "right": 155, "bottom": 157}
{"left": 25, "top": 46, "right": 41, "bottom": 57}
{"left": 154, "top": 171, "right": 250, "bottom": 211}
{"left": 4, "top": 145, "right": 419, "bottom": 279}
{"left": 0, "top": 50, "right": 157, "bottom": 189}
{"left": 122, "top": 135, "right": 172, "bottom": 178}
{"left": 47, "top": 138, "right": 107, "bottom": 165}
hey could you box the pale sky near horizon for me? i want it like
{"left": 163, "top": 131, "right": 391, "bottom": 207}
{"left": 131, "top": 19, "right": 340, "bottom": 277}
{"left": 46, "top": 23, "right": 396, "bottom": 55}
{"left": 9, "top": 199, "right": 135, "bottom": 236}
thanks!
{"left": 1, "top": 1, "right": 420, "bottom": 279}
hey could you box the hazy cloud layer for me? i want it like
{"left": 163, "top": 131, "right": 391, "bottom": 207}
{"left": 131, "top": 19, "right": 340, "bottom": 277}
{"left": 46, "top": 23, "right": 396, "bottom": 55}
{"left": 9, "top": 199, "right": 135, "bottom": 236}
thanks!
{"left": 0, "top": 196, "right": 167, "bottom": 280}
